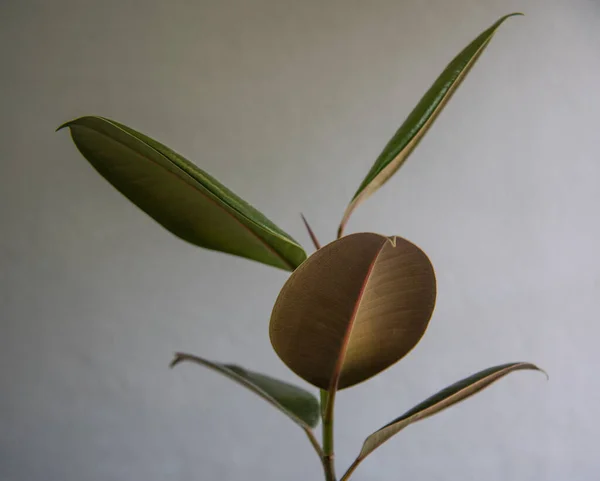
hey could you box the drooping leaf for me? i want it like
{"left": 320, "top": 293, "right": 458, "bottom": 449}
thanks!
{"left": 356, "top": 362, "right": 544, "bottom": 464}
{"left": 270, "top": 232, "right": 436, "bottom": 390}
{"left": 338, "top": 13, "right": 522, "bottom": 236}
{"left": 58, "top": 116, "right": 306, "bottom": 270}
{"left": 170, "top": 353, "right": 320, "bottom": 429}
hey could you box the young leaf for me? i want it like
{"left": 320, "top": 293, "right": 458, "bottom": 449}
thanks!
{"left": 170, "top": 353, "right": 320, "bottom": 429}
{"left": 58, "top": 116, "right": 307, "bottom": 271}
{"left": 270, "top": 233, "right": 436, "bottom": 391}
{"left": 338, "top": 13, "right": 522, "bottom": 237}
{"left": 301, "top": 213, "right": 321, "bottom": 250}
{"left": 342, "top": 362, "right": 544, "bottom": 479}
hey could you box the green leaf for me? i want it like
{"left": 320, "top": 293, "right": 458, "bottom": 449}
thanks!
{"left": 338, "top": 13, "right": 522, "bottom": 237}
{"left": 341, "top": 362, "right": 544, "bottom": 480}
{"left": 170, "top": 352, "right": 320, "bottom": 429}
{"left": 58, "top": 116, "right": 307, "bottom": 271}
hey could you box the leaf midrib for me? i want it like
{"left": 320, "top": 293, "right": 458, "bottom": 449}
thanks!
{"left": 70, "top": 120, "right": 296, "bottom": 270}
{"left": 329, "top": 236, "right": 389, "bottom": 391}
{"left": 360, "top": 362, "right": 537, "bottom": 458}
{"left": 100, "top": 117, "right": 302, "bottom": 248}
{"left": 172, "top": 353, "right": 312, "bottom": 429}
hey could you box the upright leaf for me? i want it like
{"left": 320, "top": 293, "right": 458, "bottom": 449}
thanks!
{"left": 58, "top": 116, "right": 307, "bottom": 270}
{"left": 301, "top": 213, "right": 321, "bottom": 250}
{"left": 338, "top": 13, "right": 522, "bottom": 236}
{"left": 170, "top": 353, "right": 320, "bottom": 429}
{"left": 270, "top": 233, "right": 436, "bottom": 390}
{"left": 342, "top": 362, "right": 544, "bottom": 479}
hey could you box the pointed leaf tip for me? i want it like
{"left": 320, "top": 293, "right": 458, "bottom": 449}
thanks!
{"left": 338, "top": 13, "right": 522, "bottom": 235}
{"left": 170, "top": 352, "right": 320, "bottom": 429}
{"left": 59, "top": 115, "right": 307, "bottom": 270}
{"left": 301, "top": 213, "right": 321, "bottom": 250}
{"left": 170, "top": 353, "right": 185, "bottom": 369}
{"left": 351, "top": 362, "right": 543, "bottom": 470}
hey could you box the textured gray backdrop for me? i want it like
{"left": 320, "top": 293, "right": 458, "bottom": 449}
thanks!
{"left": 1, "top": 1, "right": 599, "bottom": 480}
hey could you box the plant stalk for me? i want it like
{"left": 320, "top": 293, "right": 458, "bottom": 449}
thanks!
{"left": 320, "top": 389, "right": 336, "bottom": 481}
{"left": 339, "top": 458, "right": 361, "bottom": 481}
{"left": 301, "top": 214, "right": 321, "bottom": 250}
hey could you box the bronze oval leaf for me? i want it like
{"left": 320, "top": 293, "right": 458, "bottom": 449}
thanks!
{"left": 270, "top": 232, "right": 436, "bottom": 390}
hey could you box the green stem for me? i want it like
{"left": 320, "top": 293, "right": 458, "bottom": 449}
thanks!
{"left": 303, "top": 427, "right": 329, "bottom": 478}
{"left": 320, "top": 390, "right": 336, "bottom": 481}
{"left": 304, "top": 428, "right": 325, "bottom": 460}
{"left": 311, "top": 240, "right": 335, "bottom": 481}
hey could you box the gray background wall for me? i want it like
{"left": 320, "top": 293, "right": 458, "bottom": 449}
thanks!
{"left": 1, "top": 1, "right": 599, "bottom": 480}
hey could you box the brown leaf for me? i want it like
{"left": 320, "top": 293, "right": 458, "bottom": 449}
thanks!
{"left": 269, "top": 232, "right": 436, "bottom": 390}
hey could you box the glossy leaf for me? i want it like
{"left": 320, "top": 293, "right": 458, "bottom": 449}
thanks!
{"left": 58, "top": 116, "right": 306, "bottom": 270}
{"left": 338, "top": 13, "right": 522, "bottom": 236}
{"left": 357, "top": 362, "right": 544, "bottom": 463}
{"left": 270, "top": 232, "right": 436, "bottom": 390}
{"left": 170, "top": 353, "right": 320, "bottom": 429}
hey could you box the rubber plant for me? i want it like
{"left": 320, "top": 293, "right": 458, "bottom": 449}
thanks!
{"left": 58, "top": 13, "right": 544, "bottom": 481}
